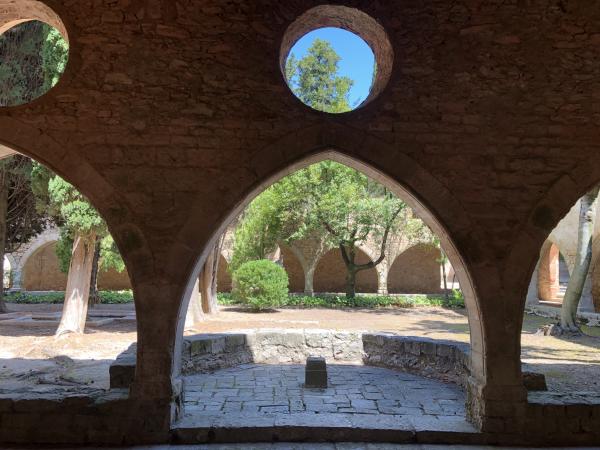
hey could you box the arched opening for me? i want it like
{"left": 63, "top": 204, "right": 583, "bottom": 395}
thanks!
{"left": 172, "top": 150, "right": 481, "bottom": 435}
{"left": 0, "top": 8, "right": 134, "bottom": 391}
{"left": 388, "top": 243, "right": 443, "bottom": 294}
{"left": 522, "top": 191, "right": 600, "bottom": 396}
{"left": 537, "top": 242, "right": 561, "bottom": 302}
{"left": 22, "top": 241, "right": 66, "bottom": 291}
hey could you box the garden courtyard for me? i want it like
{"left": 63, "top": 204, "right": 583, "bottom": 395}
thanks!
{"left": 1, "top": 302, "right": 599, "bottom": 395}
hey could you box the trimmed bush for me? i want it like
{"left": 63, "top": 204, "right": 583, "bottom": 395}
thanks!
{"left": 5, "top": 290, "right": 134, "bottom": 304}
{"left": 232, "top": 259, "right": 289, "bottom": 311}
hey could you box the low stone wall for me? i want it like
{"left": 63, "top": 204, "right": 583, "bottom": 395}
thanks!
{"left": 111, "top": 330, "right": 471, "bottom": 388}
{"left": 0, "top": 388, "right": 173, "bottom": 445}
{"left": 362, "top": 333, "right": 471, "bottom": 387}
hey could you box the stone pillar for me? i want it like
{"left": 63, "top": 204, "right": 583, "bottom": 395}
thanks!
{"left": 376, "top": 262, "right": 388, "bottom": 295}
{"left": 525, "top": 262, "right": 540, "bottom": 307}
{"left": 10, "top": 268, "right": 21, "bottom": 291}
{"left": 538, "top": 244, "right": 559, "bottom": 300}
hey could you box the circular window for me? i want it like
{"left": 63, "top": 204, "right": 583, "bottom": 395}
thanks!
{"left": 281, "top": 5, "right": 393, "bottom": 114}
{"left": 0, "top": 17, "right": 68, "bottom": 107}
{"left": 285, "top": 27, "right": 375, "bottom": 113}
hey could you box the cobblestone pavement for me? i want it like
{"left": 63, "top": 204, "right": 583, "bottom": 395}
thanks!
{"left": 181, "top": 364, "right": 467, "bottom": 430}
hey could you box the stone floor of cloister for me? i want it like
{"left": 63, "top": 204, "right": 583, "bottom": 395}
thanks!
{"left": 2, "top": 303, "right": 600, "bottom": 395}
{"left": 173, "top": 363, "right": 477, "bottom": 443}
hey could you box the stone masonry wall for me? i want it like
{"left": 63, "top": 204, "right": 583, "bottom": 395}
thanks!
{"left": 388, "top": 243, "right": 443, "bottom": 294}
{"left": 20, "top": 240, "right": 132, "bottom": 291}
{"left": 5, "top": 0, "right": 600, "bottom": 445}
{"left": 112, "top": 330, "right": 471, "bottom": 389}
{"left": 314, "top": 248, "right": 378, "bottom": 293}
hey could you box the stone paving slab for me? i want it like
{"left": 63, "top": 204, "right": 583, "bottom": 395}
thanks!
{"left": 174, "top": 364, "right": 478, "bottom": 444}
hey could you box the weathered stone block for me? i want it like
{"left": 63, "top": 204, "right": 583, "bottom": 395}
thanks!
{"left": 305, "top": 356, "right": 327, "bottom": 388}
{"left": 224, "top": 334, "right": 245, "bottom": 351}
{"left": 523, "top": 371, "right": 547, "bottom": 391}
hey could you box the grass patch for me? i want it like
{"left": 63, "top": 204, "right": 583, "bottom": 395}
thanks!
{"left": 7, "top": 290, "right": 465, "bottom": 310}
{"left": 217, "top": 291, "right": 464, "bottom": 309}
{"left": 5, "top": 290, "right": 134, "bottom": 304}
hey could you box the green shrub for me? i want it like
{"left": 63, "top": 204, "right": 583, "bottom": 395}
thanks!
{"left": 4, "top": 290, "right": 134, "bottom": 304}
{"left": 232, "top": 260, "right": 288, "bottom": 311}
{"left": 448, "top": 289, "right": 465, "bottom": 308}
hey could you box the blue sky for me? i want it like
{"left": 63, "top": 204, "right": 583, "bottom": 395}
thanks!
{"left": 288, "top": 27, "right": 375, "bottom": 107}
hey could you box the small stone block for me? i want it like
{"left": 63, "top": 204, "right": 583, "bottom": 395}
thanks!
{"left": 305, "top": 356, "right": 327, "bottom": 388}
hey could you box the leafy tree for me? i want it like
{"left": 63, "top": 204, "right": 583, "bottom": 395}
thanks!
{"left": 230, "top": 189, "right": 283, "bottom": 273}
{"left": 0, "top": 21, "right": 67, "bottom": 106}
{"left": 32, "top": 164, "right": 125, "bottom": 334}
{"left": 232, "top": 161, "right": 434, "bottom": 299}
{"left": 285, "top": 38, "right": 353, "bottom": 113}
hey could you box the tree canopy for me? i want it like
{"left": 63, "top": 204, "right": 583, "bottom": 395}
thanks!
{"left": 31, "top": 164, "right": 124, "bottom": 273}
{"left": 285, "top": 38, "right": 354, "bottom": 113}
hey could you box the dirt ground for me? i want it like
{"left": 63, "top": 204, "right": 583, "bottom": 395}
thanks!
{"left": 1, "top": 303, "right": 599, "bottom": 394}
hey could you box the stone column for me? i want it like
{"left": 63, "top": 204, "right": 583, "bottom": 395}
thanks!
{"left": 525, "top": 262, "right": 539, "bottom": 307}
{"left": 10, "top": 268, "right": 22, "bottom": 291}
{"left": 376, "top": 262, "right": 388, "bottom": 295}
{"left": 538, "top": 244, "right": 559, "bottom": 300}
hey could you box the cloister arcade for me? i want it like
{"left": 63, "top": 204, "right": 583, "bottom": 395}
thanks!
{"left": 1, "top": 0, "right": 600, "bottom": 446}
{"left": 4, "top": 224, "right": 447, "bottom": 295}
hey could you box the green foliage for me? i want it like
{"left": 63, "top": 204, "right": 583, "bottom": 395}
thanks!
{"left": 449, "top": 289, "right": 465, "bottom": 308}
{"left": 55, "top": 228, "right": 73, "bottom": 273}
{"left": 41, "top": 26, "right": 68, "bottom": 91}
{"left": 5, "top": 290, "right": 133, "bottom": 304}
{"left": 0, "top": 21, "right": 68, "bottom": 106}
{"left": 286, "top": 39, "right": 353, "bottom": 113}
{"left": 218, "top": 292, "right": 464, "bottom": 310}
{"left": 231, "top": 161, "right": 434, "bottom": 277}
{"left": 47, "top": 175, "right": 105, "bottom": 237}
{"left": 31, "top": 162, "right": 125, "bottom": 274}
{"left": 230, "top": 189, "right": 283, "bottom": 273}
{"left": 99, "top": 235, "right": 125, "bottom": 273}
{"left": 232, "top": 260, "right": 289, "bottom": 311}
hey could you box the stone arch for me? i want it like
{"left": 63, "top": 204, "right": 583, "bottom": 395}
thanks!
{"left": 22, "top": 240, "right": 66, "bottom": 290}
{"left": 3, "top": 254, "right": 14, "bottom": 288}
{"left": 20, "top": 237, "right": 132, "bottom": 291}
{"left": 313, "top": 247, "right": 378, "bottom": 294}
{"left": 18, "top": 228, "right": 60, "bottom": 272}
{"left": 173, "top": 126, "right": 485, "bottom": 393}
{"left": 537, "top": 241, "right": 561, "bottom": 301}
{"left": 0, "top": 1, "right": 68, "bottom": 39}
{"left": 388, "top": 243, "right": 442, "bottom": 294}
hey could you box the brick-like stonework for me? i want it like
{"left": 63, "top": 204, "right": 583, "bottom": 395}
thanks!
{"left": 3, "top": 0, "right": 600, "bottom": 445}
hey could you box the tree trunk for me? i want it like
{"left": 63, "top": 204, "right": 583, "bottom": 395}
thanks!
{"left": 56, "top": 232, "right": 96, "bottom": 336}
{"left": 0, "top": 178, "right": 7, "bottom": 314}
{"left": 345, "top": 269, "right": 357, "bottom": 299}
{"left": 185, "top": 278, "right": 203, "bottom": 330}
{"left": 200, "top": 249, "right": 219, "bottom": 314}
{"left": 88, "top": 237, "right": 101, "bottom": 308}
{"left": 304, "top": 265, "right": 315, "bottom": 296}
{"left": 560, "top": 187, "right": 599, "bottom": 331}
{"left": 441, "top": 258, "right": 448, "bottom": 299}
